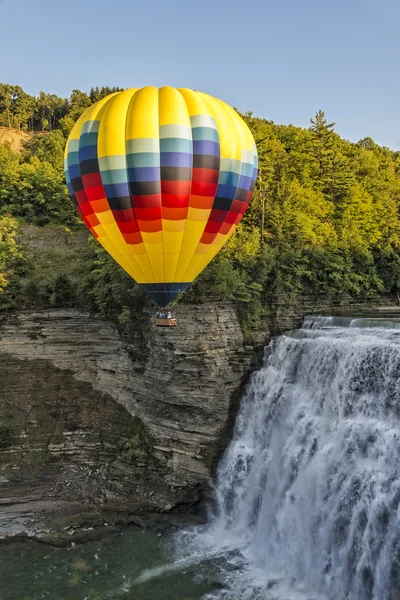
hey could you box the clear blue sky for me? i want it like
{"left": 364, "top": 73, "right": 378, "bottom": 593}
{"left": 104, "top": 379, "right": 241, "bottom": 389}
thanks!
{"left": 1, "top": 0, "right": 399, "bottom": 149}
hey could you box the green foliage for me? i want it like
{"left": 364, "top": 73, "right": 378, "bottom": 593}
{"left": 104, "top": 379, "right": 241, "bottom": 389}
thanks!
{"left": 119, "top": 434, "right": 147, "bottom": 465}
{"left": 0, "top": 424, "right": 12, "bottom": 449}
{"left": 0, "top": 82, "right": 123, "bottom": 133}
{"left": 21, "top": 130, "right": 65, "bottom": 170}
{"left": 0, "top": 216, "right": 22, "bottom": 291}
{"left": 238, "top": 110, "right": 400, "bottom": 306}
{"left": 0, "top": 83, "right": 67, "bottom": 131}
{"left": 78, "top": 237, "right": 150, "bottom": 322}
{"left": 118, "top": 417, "right": 154, "bottom": 466}
{"left": 69, "top": 89, "right": 91, "bottom": 121}
{"left": 47, "top": 273, "right": 76, "bottom": 306}
{"left": 89, "top": 86, "right": 125, "bottom": 103}
{"left": 0, "top": 133, "right": 76, "bottom": 225}
{"left": 0, "top": 399, "right": 13, "bottom": 449}
{"left": 1, "top": 82, "right": 400, "bottom": 328}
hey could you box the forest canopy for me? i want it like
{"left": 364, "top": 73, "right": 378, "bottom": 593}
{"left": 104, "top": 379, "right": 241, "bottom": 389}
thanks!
{"left": 0, "top": 83, "right": 400, "bottom": 333}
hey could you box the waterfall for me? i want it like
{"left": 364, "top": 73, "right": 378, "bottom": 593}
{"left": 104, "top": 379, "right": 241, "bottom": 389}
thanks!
{"left": 178, "top": 316, "right": 400, "bottom": 600}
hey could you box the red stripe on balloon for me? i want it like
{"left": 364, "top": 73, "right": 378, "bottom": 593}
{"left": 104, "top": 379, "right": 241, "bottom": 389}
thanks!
{"left": 117, "top": 220, "right": 141, "bottom": 234}
{"left": 161, "top": 180, "right": 191, "bottom": 195}
{"left": 230, "top": 199, "right": 243, "bottom": 213}
{"left": 192, "top": 168, "right": 219, "bottom": 184}
{"left": 135, "top": 207, "right": 162, "bottom": 221}
{"left": 162, "top": 194, "right": 189, "bottom": 208}
{"left": 79, "top": 201, "right": 95, "bottom": 217}
{"left": 113, "top": 208, "right": 136, "bottom": 223}
{"left": 85, "top": 185, "right": 107, "bottom": 202}
{"left": 74, "top": 190, "right": 89, "bottom": 205}
{"left": 208, "top": 209, "right": 227, "bottom": 223}
{"left": 132, "top": 194, "right": 161, "bottom": 209}
{"left": 225, "top": 210, "right": 237, "bottom": 224}
{"left": 190, "top": 181, "right": 218, "bottom": 196}
{"left": 82, "top": 172, "right": 103, "bottom": 188}
{"left": 203, "top": 221, "right": 221, "bottom": 234}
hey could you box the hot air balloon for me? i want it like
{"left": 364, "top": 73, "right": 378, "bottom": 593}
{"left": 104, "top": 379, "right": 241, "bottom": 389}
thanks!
{"left": 64, "top": 87, "right": 258, "bottom": 324}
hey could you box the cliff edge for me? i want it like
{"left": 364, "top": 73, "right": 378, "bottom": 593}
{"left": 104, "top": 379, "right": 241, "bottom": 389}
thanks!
{"left": 0, "top": 305, "right": 265, "bottom": 529}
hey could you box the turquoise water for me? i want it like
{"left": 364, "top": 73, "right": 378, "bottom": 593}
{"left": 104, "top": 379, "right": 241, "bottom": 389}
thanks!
{"left": 0, "top": 529, "right": 221, "bottom": 600}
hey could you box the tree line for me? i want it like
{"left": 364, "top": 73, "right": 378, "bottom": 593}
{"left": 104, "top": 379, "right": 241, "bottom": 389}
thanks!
{"left": 0, "top": 83, "right": 400, "bottom": 336}
{"left": 0, "top": 84, "right": 123, "bottom": 132}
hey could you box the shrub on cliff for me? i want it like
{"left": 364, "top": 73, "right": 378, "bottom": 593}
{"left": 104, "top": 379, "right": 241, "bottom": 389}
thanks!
{"left": 0, "top": 216, "right": 23, "bottom": 293}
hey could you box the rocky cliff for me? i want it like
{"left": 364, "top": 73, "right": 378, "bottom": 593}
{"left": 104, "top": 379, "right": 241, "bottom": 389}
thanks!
{"left": 1, "top": 297, "right": 394, "bottom": 542}
{"left": 0, "top": 305, "right": 265, "bottom": 538}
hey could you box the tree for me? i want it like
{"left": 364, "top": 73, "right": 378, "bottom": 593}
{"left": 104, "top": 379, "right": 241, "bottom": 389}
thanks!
{"left": 309, "top": 110, "right": 336, "bottom": 180}
{"left": 21, "top": 130, "right": 65, "bottom": 171}
{"left": 0, "top": 216, "right": 21, "bottom": 292}
{"left": 89, "top": 86, "right": 124, "bottom": 103}
{"left": 69, "top": 89, "right": 91, "bottom": 121}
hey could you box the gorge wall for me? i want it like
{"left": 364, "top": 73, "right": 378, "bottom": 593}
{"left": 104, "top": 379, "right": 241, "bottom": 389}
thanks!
{"left": 0, "top": 305, "right": 265, "bottom": 522}
{"left": 0, "top": 296, "right": 393, "bottom": 536}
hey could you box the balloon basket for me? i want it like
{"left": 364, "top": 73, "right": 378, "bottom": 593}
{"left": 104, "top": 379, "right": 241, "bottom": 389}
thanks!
{"left": 155, "top": 310, "right": 177, "bottom": 327}
{"left": 155, "top": 317, "right": 177, "bottom": 327}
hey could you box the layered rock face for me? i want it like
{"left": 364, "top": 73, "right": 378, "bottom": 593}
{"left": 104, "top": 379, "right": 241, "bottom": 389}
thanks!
{"left": 0, "top": 306, "right": 265, "bottom": 515}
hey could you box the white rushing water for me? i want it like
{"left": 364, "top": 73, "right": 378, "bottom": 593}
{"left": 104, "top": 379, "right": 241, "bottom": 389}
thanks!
{"left": 177, "top": 316, "right": 400, "bottom": 600}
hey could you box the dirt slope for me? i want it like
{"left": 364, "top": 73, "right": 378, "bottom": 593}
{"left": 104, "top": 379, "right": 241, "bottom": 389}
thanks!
{"left": 0, "top": 127, "right": 33, "bottom": 151}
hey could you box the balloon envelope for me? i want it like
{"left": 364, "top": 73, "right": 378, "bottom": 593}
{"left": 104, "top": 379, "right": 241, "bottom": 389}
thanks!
{"left": 64, "top": 87, "right": 258, "bottom": 306}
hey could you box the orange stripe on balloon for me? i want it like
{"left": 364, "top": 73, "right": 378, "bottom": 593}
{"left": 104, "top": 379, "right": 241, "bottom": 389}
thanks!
{"left": 90, "top": 197, "right": 110, "bottom": 213}
{"left": 189, "top": 195, "right": 214, "bottom": 209}
{"left": 137, "top": 219, "right": 162, "bottom": 232}
{"left": 86, "top": 213, "right": 100, "bottom": 227}
{"left": 162, "top": 207, "right": 188, "bottom": 220}
{"left": 123, "top": 232, "right": 143, "bottom": 244}
{"left": 199, "top": 231, "right": 217, "bottom": 244}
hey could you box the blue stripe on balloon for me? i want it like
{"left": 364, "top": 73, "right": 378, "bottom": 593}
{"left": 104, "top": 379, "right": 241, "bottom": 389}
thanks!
{"left": 79, "top": 145, "right": 97, "bottom": 161}
{"left": 128, "top": 166, "right": 160, "bottom": 182}
{"left": 66, "top": 181, "right": 74, "bottom": 196}
{"left": 215, "top": 183, "right": 237, "bottom": 201}
{"left": 104, "top": 182, "right": 131, "bottom": 198}
{"left": 160, "top": 152, "right": 192, "bottom": 168}
{"left": 193, "top": 140, "right": 219, "bottom": 156}
{"left": 238, "top": 174, "right": 253, "bottom": 190}
{"left": 68, "top": 164, "right": 81, "bottom": 179}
